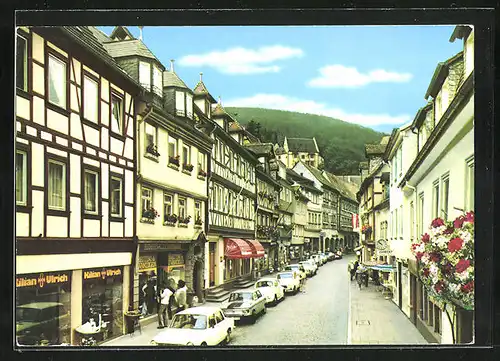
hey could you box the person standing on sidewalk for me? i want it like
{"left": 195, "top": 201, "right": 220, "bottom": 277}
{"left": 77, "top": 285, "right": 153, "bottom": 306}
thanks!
{"left": 175, "top": 280, "right": 188, "bottom": 312}
{"left": 158, "top": 284, "right": 173, "bottom": 329}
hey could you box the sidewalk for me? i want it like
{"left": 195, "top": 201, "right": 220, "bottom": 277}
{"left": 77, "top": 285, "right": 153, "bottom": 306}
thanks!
{"left": 348, "top": 279, "right": 428, "bottom": 345}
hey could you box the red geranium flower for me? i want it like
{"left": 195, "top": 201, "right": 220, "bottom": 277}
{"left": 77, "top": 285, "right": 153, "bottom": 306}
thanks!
{"left": 431, "top": 218, "right": 445, "bottom": 228}
{"left": 455, "top": 259, "right": 471, "bottom": 273}
{"left": 422, "top": 268, "right": 430, "bottom": 277}
{"left": 461, "top": 281, "right": 474, "bottom": 293}
{"left": 421, "top": 233, "right": 430, "bottom": 243}
{"left": 443, "top": 227, "right": 454, "bottom": 235}
{"left": 464, "top": 211, "right": 474, "bottom": 223}
{"left": 415, "top": 252, "right": 424, "bottom": 260}
{"left": 442, "top": 262, "right": 453, "bottom": 275}
{"left": 429, "top": 252, "right": 441, "bottom": 262}
{"left": 454, "top": 215, "right": 465, "bottom": 229}
{"left": 448, "top": 237, "right": 464, "bottom": 253}
{"left": 434, "top": 281, "right": 445, "bottom": 293}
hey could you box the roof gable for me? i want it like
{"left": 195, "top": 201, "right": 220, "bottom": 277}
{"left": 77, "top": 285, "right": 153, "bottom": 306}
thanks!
{"left": 286, "top": 138, "right": 318, "bottom": 153}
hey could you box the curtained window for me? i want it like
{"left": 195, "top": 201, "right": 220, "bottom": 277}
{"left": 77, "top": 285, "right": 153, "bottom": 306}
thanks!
{"left": 48, "top": 160, "right": 66, "bottom": 210}
{"left": 16, "top": 150, "right": 27, "bottom": 205}
{"left": 83, "top": 75, "right": 98, "bottom": 123}
{"left": 178, "top": 197, "right": 186, "bottom": 219}
{"left": 111, "top": 95, "right": 123, "bottom": 133}
{"left": 195, "top": 201, "right": 201, "bottom": 222}
{"left": 139, "top": 61, "right": 151, "bottom": 90}
{"left": 186, "top": 93, "right": 193, "bottom": 119}
{"left": 175, "top": 91, "right": 185, "bottom": 116}
{"left": 83, "top": 170, "right": 98, "bottom": 214}
{"left": 141, "top": 187, "right": 153, "bottom": 216}
{"left": 48, "top": 55, "right": 66, "bottom": 108}
{"left": 152, "top": 65, "right": 162, "bottom": 96}
{"left": 110, "top": 177, "right": 122, "bottom": 217}
{"left": 164, "top": 193, "right": 173, "bottom": 216}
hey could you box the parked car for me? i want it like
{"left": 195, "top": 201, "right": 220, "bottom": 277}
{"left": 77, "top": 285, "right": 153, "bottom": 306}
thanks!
{"left": 151, "top": 307, "right": 234, "bottom": 346}
{"left": 319, "top": 253, "right": 328, "bottom": 264}
{"left": 284, "top": 264, "right": 306, "bottom": 281}
{"left": 16, "top": 302, "right": 70, "bottom": 346}
{"left": 335, "top": 250, "right": 343, "bottom": 259}
{"left": 311, "top": 254, "right": 322, "bottom": 266}
{"left": 221, "top": 290, "right": 266, "bottom": 323}
{"left": 254, "top": 278, "right": 285, "bottom": 306}
{"left": 277, "top": 271, "right": 301, "bottom": 294}
{"left": 299, "top": 260, "right": 317, "bottom": 276}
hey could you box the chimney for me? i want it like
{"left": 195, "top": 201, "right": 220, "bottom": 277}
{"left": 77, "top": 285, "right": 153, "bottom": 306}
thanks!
{"left": 170, "top": 59, "right": 175, "bottom": 73}
{"left": 200, "top": 72, "right": 203, "bottom": 82}
{"left": 138, "top": 26, "right": 144, "bottom": 41}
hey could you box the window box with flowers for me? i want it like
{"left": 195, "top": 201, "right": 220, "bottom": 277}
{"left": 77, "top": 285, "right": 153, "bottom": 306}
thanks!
{"left": 410, "top": 211, "right": 475, "bottom": 344}
{"left": 194, "top": 216, "right": 203, "bottom": 228}
{"left": 141, "top": 207, "right": 159, "bottom": 224}
{"left": 182, "top": 163, "right": 194, "bottom": 175}
{"left": 168, "top": 155, "right": 180, "bottom": 170}
{"left": 145, "top": 144, "right": 160, "bottom": 161}
{"left": 163, "top": 214, "right": 178, "bottom": 227}
{"left": 198, "top": 169, "right": 207, "bottom": 180}
{"left": 178, "top": 215, "right": 191, "bottom": 228}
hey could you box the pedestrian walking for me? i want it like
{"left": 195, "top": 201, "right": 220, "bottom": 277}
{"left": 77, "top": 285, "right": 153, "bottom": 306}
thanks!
{"left": 157, "top": 284, "right": 173, "bottom": 329}
{"left": 175, "top": 280, "right": 188, "bottom": 312}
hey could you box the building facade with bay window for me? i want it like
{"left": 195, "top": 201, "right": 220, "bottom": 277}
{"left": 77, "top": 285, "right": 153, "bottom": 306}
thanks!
{"left": 101, "top": 26, "right": 214, "bottom": 316}
{"left": 15, "top": 26, "right": 139, "bottom": 345}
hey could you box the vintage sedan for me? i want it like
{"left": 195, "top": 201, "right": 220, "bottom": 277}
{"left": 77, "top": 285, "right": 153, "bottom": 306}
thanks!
{"left": 221, "top": 290, "right": 266, "bottom": 323}
{"left": 150, "top": 307, "right": 234, "bottom": 346}
{"left": 284, "top": 264, "right": 306, "bottom": 281}
{"left": 254, "top": 278, "right": 285, "bottom": 306}
{"left": 277, "top": 271, "right": 301, "bottom": 294}
{"left": 299, "top": 260, "right": 317, "bottom": 276}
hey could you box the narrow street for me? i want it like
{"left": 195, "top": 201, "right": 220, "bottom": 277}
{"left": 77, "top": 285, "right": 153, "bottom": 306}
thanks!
{"left": 228, "top": 257, "right": 351, "bottom": 345}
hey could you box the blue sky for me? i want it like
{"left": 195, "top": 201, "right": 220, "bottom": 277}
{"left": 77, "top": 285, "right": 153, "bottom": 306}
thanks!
{"left": 100, "top": 26, "right": 463, "bottom": 133}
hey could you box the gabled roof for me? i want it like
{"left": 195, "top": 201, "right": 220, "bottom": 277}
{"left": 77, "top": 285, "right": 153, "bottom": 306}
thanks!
{"left": 449, "top": 25, "right": 472, "bottom": 43}
{"left": 324, "top": 172, "right": 358, "bottom": 202}
{"left": 424, "top": 51, "right": 464, "bottom": 100}
{"left": 380, "top": 136, "right": 390, "bottom": 145}
{"left": 244, "top": 143, "right": 275, "bottom": 157}
{"left": 87, "top": 26, "right": 111, "bottom": 43}
{"left": 228, "top": 121, "right": 243, "bottom": 132}
{"left": 410, "top": 101, "right": 433, "bottom": 130}
{"left": 300, "top": 161, "right": 334, "bottom": 190}
{"left": 193, "top": 77, "right": 217, "bottom": 103}
{"left": 163, "top": 70, "right": 190, "bottom": 90}
{"left": 286, "top": 138, "right": 318, "bottom": 153}
{"left": 365, "top": 143, "right": 387, "bottom": 157}
{"left": 103, "top": 39, "right": 159, "bottom": 62}
{"left": 286, "top": 169, "right": 321, "bottom": 193}
{"left": 109, "top": 26, "right": 135, "bottom": 41}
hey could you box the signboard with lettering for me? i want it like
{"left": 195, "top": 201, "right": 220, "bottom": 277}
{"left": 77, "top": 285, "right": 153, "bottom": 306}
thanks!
{"left": 83, "top": 267, "right": 122, "bottom": 281}
{"left": 140, "top": 242, "right": 186, "bottom": 252}
{"left": 16, "top": 271, "right": 71, "bottom": 289}
{"left": 138, "top": 255, "right": 157, "bottom": 272}
{"left": 168, "top": 253, "right": 184, "bottom": 266}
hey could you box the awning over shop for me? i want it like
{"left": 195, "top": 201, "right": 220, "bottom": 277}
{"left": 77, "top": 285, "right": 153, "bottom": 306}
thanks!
{"left": 368, "top": 265, "right": 396, "bottom": 272}
{"left": 224, "top": 238, "right": 254, "bottom": 259}
{"left": 244, "top": 239, "right": 265, "bottom": 258}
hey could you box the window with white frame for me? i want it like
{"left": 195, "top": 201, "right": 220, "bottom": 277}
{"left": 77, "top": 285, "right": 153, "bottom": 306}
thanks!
{"left": 399, "top": 205, "right": 403, "bottom": 238}
{"left": 16, "top": 35, "right": 28, "bottom": 91}
{"left": 418, "top": 193, "right": 424, "bottom": 237}
{"left": 16, "top": 150, "right": 27, "bottom": 206}
{"left": 182, "top": 145, "right": 191, "bottom": 166}
{"left": 110, "top": 176, "right": 122, "bottom": 217}
{"left": 186, "top": 93, "right": 193, "bottom": 119}
{"left": 178, "top": 197, "right": 186, "bottom": 219}
{"left": 111, "top": 95, "right": 123, "bottom": 133}
{"left": 48, "top": 54, "right": 66, "bottom": 108}
{"left": 168, "top": 135, "right": 177, "bottom": 159}
{"left": 198, "top": 151, "right": 205, "bottom": 171}
{"left": 175, "top": 91, "right": 185, "bottom": 116}
{"left": 48, "top": 159, "right": 66, "bottom": 210}
{"left": 153, "top": 65, "right": 162, "bottom": 96}
{"left": 441, "top": 175, "right": 450, "bottom": 220}
{"left": 141, "top": 187, "right": 153, "bottom": 216}
{"left": 465, "top": 156, "right": 474, "bottom": 211}
{"left": 83, "top": 75, "right": 98, "bottom": 123}
{"left": 164, "top": 193, "right": 173, "bottom": 216}
{"left": 84, "top": 169, "right": 98, "bottom": 214}
{"left": 195, "top": 201, "right": 202, "bottom": 223}
{"left": 432, "top": 180, "right": 440, "bottom": 219}
{"left": 145, "top": 123, "right": 157, "bottom": 151}
{"left": 139, "top": 61, "right": 151, "bottom": 90}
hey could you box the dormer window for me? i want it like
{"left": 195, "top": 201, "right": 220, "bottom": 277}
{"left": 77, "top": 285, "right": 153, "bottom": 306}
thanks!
{"left": 140, "top": 61, "right": 163, "bottom": 96}
{"left": 139, "top": 61, "right": 151, "bottom": 90}
{"left": 175, "top": 91, "right": 194, "bottom": 119}
{"left": 153, "top": 65, "right": 162, "bottom": 96}
{"left": 186, "top": 93, "right": 193, "bottom": 118}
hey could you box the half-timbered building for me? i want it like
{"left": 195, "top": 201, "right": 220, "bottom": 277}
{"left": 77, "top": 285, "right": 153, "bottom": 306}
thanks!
{"left": 101, "top": 27, "right": 214, "bottom": 313}
{"left": 15, "top": 26, "right": 140, "bottom": 345}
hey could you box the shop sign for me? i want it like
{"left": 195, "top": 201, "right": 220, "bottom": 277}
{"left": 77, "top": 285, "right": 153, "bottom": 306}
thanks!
{"left": 138, "top": 255, "right": 157, "bottom": 272}
{"left": 83, "top": 267, "right": 122, "bottom": 280}
{"left": 140, "top": 242, "right": 185, "bottom": 252}
{"left": 16, "top": 271, "right": 70, "bottom": 289}
{"left": 168, "top": 253, "right": 184, "bottom": 266}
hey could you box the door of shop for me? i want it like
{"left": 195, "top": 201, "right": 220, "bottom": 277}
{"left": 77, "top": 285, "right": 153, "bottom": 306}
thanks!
{"left": 209, "top": 243, "right": 216, "bottom": 287}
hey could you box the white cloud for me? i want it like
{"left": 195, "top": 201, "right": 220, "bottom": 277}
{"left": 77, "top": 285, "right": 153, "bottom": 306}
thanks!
{"left": 178, "top": 45, "right": 303, "bottom": 74}
{"left": 308, "top": 65, "right": 413, "bottom": 88}
{"left": 224, "top": 93, "right": 411, "bottom": 127}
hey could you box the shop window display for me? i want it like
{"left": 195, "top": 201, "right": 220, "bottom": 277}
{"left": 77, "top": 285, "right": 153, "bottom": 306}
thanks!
{"left": 16, "top": 271, "right": 72, "bottom": 346}
{"left": 158, "top": 253, "right": 186, "bottom": 292}
{"left": 81, "top": 267, "right": 123, "bottom": 343}
{"left": 139, "top": 272, "right": 158, "bottom": 317}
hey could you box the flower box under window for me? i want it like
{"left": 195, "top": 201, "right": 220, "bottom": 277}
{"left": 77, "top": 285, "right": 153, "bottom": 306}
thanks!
{"left": 178, "top": 216, "right": 191, "bottom": 227}
{"left": 163, "top": 214, "right": 178, "bottom": 226}
{"left": 146, "top": 144, "right": 160, "bottom": 157}
{"left": 169, "top": 156, "right": 180, "bottom": 167}
{"left": 198, "top": 169, "right": 207, "bottom": 180}
{"left": 194, "top": 217, "right": 203, "bottom": 227}
{"left": 183, "top": 163, "right": 194, "bottom": 174}
{"left": 142, "top": 208, "right": 159, "bottom": 223}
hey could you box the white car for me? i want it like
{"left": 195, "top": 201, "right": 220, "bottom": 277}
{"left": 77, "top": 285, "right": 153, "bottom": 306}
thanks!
{"left": 254, "top": 278, "right": 285, "bottom": 305}
{"left": 319, "top": 253, "right": 328, "bottom": 264}
{"left": 221, "top": 289, "right": 267, "bottom": 323}
{"left": 150, "top": 307, "right": 234, "bottom": 346}
{"left": 311, "top": 255, "right": 322, "bottom": 266}
{"left": 277, "top": 271, "right": 301, "bottom": 294}
{"left": 299, "top": 260, "right": 317, "bottom": 276}
{"left": 284, "top": 264, "right": 306, "bottom": 281}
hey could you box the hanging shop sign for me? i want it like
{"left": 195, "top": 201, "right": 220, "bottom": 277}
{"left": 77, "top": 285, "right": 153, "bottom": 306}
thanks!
{"left": 83, "top": 267, "right": 122, "bottom": 281}
{"left": 138, "top": 255, "right": 157, "bottom": 273}
{"left": 168, "top": 253, "right": 185, "bottom": 266}
{"left": 16, "top": 271, "right": 71, "bottom": 289}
